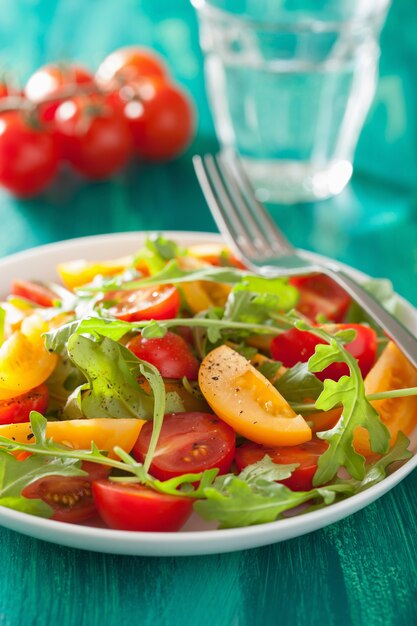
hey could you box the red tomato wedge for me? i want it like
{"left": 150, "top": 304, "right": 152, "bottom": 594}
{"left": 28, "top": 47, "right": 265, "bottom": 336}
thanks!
{"left": 22, "top": 461, "right": 109, "bottom": 523}
{"left": 127, "top": 332, "right": 200, "bottom": 380}
{"left": 105, "top": 285, "right": 180, "bottom": 322}
{"left": 235, "top": 439, "right": 328, "bottom": 491}
{"left": 133, "top": 412, "right": 236, "bottom": 481}
{"left": 290, "top": 274, "right": 351, "bottom": 322}
{"left": 11, "top": 280, "right": 58, "bottom": 307}
{"left": 92, "top": 481, "right": 193, "bottom": 531}
{"left": 0, "top": 383, "right": 48, "bottom": 425}
{"left": 270, "top": 324, "right": 377, "bottom": 381}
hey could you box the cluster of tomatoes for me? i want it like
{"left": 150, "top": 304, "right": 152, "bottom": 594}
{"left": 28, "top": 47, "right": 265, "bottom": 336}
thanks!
{"left": 0, "top": 47, "right": 195, "bottom": 198}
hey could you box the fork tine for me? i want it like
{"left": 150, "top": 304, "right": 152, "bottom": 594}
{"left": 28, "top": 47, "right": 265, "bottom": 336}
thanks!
{"left": 225, "top": 154, "right": 295, "bottom": 256}
{"left": 192, "top": 155, "right": 258, "bottom": 259}
{"left": 215, "top": 153, "right": 273, "bottom": 257}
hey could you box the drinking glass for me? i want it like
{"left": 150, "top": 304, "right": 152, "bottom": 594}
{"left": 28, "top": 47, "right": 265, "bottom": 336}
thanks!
{"left": 192, "top": 0, "right": 391, "bottom": 203}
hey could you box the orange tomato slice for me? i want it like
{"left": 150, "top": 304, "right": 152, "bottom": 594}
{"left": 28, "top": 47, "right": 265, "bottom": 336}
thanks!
{"left": 198, "top": 345, "right": 311, "bottom": 446}
{"left": 0, "top": 418, "right": 145, "bottom": 459}
{"left": 354, "top": 342, "right": 417, "bottom": 455}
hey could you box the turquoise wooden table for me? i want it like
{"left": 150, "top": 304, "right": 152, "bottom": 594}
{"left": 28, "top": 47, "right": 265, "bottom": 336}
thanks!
{"left": 1, "top": 2, "right": 417, "bottom": 625}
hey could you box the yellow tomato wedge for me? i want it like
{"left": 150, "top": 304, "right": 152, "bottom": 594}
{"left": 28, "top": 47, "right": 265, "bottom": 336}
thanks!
{"left": 354, "top": 342, "right": 417, "bottom": 456}
{"left": 0, "top": 418, "right": 144, "bottom": 459}
{"left": 198, "top": 345, "right": 311, "bottom": 446}
{"left": 177, "top": 254, "right": 231, "bottom": 313}
{"left": 181, "top": 281, "right": 231, "bottom": 314}
{"left": 57, "top": 256, "right": 133, "bottom": 289}
{"left": 0, "top": 314, "right": 57, "bottom": 400}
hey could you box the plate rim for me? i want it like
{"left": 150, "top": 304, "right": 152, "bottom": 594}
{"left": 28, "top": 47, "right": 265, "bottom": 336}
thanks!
{"left": 0, "top": 230, "right": 416, "bottom": 556}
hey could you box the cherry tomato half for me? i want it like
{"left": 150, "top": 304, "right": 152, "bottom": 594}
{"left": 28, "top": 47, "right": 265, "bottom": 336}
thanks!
{"left": 105, "top": 284, "right": 180, "bottom": 322}
{"left": 92, "top": 481, "right": 193, "bottom": 531}
{"left": 270, "top": 323, "right": 377, "bottom": 381}
{"left": 0, "top": 383, "right": 48, "bottom": 425}
{"left": 0, "top": 111, "right": 60, "bottom": 197}
{"left": 96, "top": 46, "right": 167, "bottom": 88}
{"left": 22, "top": 461, "right": 109, "bottom": 523}
{"left": 113, "top": 77, "right": 195, "bottom": 161}
{"left": 127, "top": 332, "right": 200, "bottom": 380}
{"left": 133, "top": 412, "right": 236, "bottom": 481}
{"left": 54, "top": 94, "right": 132, "bottom": 179}
{"left": 25, "top": 63, "right": 95, "bottom": 123}
{"left": 290, "top": 274, "right": 351, "bottom": 323}
{"left": 11, "top": 280, "right": 59, "bottom": 308}
{"left": 235, "top": 439, "right": 328, "bottom": 491}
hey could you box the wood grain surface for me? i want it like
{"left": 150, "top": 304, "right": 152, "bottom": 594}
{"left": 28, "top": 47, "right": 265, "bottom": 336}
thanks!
{"left": 1, "top": 2, "right": 417, "bottom": 625}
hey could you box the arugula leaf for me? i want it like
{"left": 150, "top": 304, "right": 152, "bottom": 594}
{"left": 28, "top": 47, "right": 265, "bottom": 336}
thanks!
{"left": 76, "top": 260, "right": 247, "bottom": 295}
{"left": 237, "top": 455, "right": 299, "bottom": 484}
{"left": 255, "top": 359, "right": 282, "bottom": 381}
{"left": 0, "top": 497, "right": 53, "bottom": 517}
{"left": 135, "top": 234, "right": 187, "bottom": 274}
{"left": 194, "top": 456, "right": 310, "bottom": 528}
{"left": 44, "top": 317, "right": 132, "bottom": 353}
{"left": 295, "top": 323, "right": 391, "bottom": 485}
{"left": 224, "top": 276, "right": 298, "bottom": 325}
{"left": 0, "top": 448, "right": 85, "bottom": 498}
{"left": 67, "top": 334, "right": 154, "bottom": 420}
{"left": 195, "top": 479, "right": 310, "bottom": 528}
{"left": 358, "top": 431, "right": 413, "bottom": 490}
{"left": 274, "top": 362, "right": 323, "bottom": 403}
{"left": 138, "top": 362, "right": 166, "bottom": 473}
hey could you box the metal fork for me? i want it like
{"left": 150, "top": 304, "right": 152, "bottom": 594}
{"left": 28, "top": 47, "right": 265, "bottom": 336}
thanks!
{"left": 193, "top": 152, "right": 417, "bottom": 369}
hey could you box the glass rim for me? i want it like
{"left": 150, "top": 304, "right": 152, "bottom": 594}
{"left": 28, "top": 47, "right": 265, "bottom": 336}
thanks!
{"left": 190, "top": 0, "right": 390, "bottom": 31}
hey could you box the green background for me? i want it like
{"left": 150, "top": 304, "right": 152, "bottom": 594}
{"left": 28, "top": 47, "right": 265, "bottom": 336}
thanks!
{"left": 1, "top": 1, "right": 417, "bottom": 625}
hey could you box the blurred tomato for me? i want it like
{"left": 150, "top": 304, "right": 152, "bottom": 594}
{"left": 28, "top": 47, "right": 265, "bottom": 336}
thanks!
{"left": 0, "top": 111, "right": 59, "bottom": 197}
{"left": 25, "top": 63, "right": 95, "bottom": 123}
{"left": 95, "top": 46, "right": 167, "bottom": 89}
{"left": 111, "top": 77, "right": 195, "bottom": 161}
{"left": 54, "top": 93, "right": 132, "bottom": 179}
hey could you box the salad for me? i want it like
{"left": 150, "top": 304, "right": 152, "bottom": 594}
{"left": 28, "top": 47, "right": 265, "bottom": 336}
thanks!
{"left": 0, "top": 234, "right": 416, "bottom": 533}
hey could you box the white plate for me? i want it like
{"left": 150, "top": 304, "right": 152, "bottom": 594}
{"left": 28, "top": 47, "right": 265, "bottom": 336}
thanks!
{"left": 0, "top": 231, "right": 416, "bottom": 556}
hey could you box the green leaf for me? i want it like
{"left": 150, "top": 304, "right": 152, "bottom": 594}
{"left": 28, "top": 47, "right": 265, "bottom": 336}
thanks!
{"left": 0, "top": 496, "right": 53, "bottom": 518}
{"left": 358, "top": 432, "right": 413, "bottom": 490}
{"left": 0, "top": 448, "right": 85, "bottom": 498}
{"left": 238, "top": 455, "right": 299, "bottom": 484}
{"left": 256, "top": 359, "right": 281, "bottom": 381}
{"left": 195, "top": 478, "right": 311, "bottom": 528}
{"left": 138, "top": 362, "right": 166, "bottom": 473}
{"left": 296, "top": 324, "right": 391, "bottom": 485}
{"left": 275, "top": 362, "right": 323, "bottom": 403}
{"left": 77, "top": 260, "right": 247, "bottom": 295}
{"left": 67, "top": 334, "right": 154, "bottom": 420}
{"left": 224, "top": 276, "right": 298, "bottom": 325}
{"left": 141, "top": 320, "right": 167, "bottom": 339}
{"left": 44, "top": 319, "right": 82, "bottom": 353}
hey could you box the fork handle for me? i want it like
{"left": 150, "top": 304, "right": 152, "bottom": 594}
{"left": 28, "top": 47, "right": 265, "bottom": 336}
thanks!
{"left": 324, "top": 268, "right": 417, "bottom": 370}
